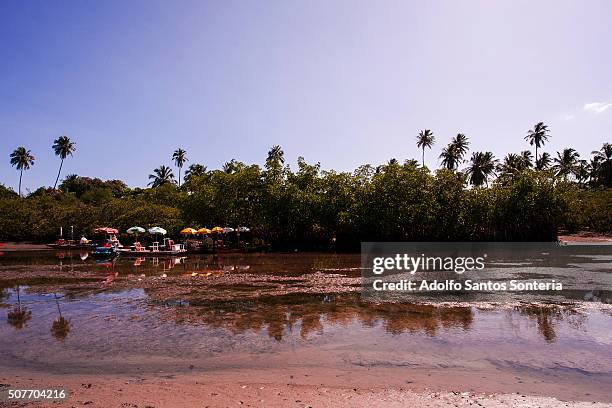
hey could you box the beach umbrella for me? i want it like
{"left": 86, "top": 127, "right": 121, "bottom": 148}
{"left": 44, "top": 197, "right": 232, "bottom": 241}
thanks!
{"left": 223, "top": 227, "right": 235, "bottom": 233}
{"left": 211, "top": 226, "right": 224, "bottom": 233}
{"left": 148, "top": 227, "right": 167, "bottom": 244}
{"left": 95, "top": 227, "right": 119, "bottom": 235}
{"left": 180, "top": 227, "right": 197, "bottom": 235}
{"left": 238, "top": 226, "right": 250, "bottom": 232}
{"left": 148, "top": 227, "right": 167, "bottom": 235}
{"left": 127, "top": 226, "right": 146, "bottom": 234}
{"left": 197, "top": 228, "right": 211, "bottom": 235}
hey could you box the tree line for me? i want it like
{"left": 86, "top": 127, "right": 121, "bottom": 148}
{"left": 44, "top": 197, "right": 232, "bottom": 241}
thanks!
{"left": 3, "top": 123, "right": 611, "bottom": 247}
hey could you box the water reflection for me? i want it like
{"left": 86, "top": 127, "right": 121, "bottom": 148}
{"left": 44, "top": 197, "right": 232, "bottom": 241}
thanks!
{"left": 513, "top": 305, "right": 586, "bottom": 343}
{"left": 50, "top": 293, "right": 71, "bottom": 341}
{"left": 160, "top": 293, "right": 475, "bottom": 341}
{"left": 6, "top": 285, "right": 32, "bottom": 330}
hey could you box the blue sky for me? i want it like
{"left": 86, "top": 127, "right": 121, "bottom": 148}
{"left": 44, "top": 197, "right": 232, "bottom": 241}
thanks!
{"left": 1, "top": 0, "right": 611, "bottom": 191}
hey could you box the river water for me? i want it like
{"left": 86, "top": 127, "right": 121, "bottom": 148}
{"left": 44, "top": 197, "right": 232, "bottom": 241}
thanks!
{"left": 1, "top": 250, "right": 611, "bottom": 401}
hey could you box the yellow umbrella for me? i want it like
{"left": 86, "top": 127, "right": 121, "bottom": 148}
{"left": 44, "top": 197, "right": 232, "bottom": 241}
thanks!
{"left": 211, "top": 226, "right": 224, "bottom": 233}
{"left": 181, "top": 227, "right": 197, "bottom": 235}
{"left": 197, "top": 228, "right": 211, "bottom": 235}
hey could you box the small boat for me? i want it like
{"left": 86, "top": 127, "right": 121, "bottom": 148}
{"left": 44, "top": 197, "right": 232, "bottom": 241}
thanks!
{"left": 92, "top": 246, "right": 118, "bottom": 258}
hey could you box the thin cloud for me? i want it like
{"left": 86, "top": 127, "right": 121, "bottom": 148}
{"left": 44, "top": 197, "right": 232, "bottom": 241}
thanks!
{"left": 563, "top": 114, "right": 575, "bottom": 121}
{"left": 583, "top": 102, "right": 612, "bottom": 114}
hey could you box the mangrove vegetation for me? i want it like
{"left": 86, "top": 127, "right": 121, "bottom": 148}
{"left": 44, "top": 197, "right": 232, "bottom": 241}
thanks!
{"left": 2, "top": 125, "right": 611, "bottom": 248}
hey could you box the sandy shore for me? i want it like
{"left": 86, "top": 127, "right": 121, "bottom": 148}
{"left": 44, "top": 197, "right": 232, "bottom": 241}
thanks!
{"left": 3, "top": 371, "right": 611, "bottom": 408}
{"left": 558, "top": 231, "right": 612, "bottom": 243}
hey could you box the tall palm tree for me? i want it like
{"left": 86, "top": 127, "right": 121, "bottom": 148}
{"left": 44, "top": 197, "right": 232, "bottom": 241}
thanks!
{"left": 184, "top": 163, "right": 207, "bottom": 182}
{"left": 465, "top": 151, "right": 498, "bottom": 187}
{"left": 172, "top": 148, "right": 188, "bottom": 187}
{"left": 52, "top": 135, "right": 76, "bottom": 189}
{"left": 535, "top": 152, "right": 552, "bottom": 170}
{"left": 9, "top": 147, "right": 35, "bottom": 197}
{"left": 524, "top": 122, "right": 550, "bottom": 162}
{"left": 439, "top": 133, "right": 470, "bottom": 170}
{"left": 451, "top": 133, "right": 470, "bottom": 156}
{"left": 553, "top": 148, "right": 580, "bottom": 179}
{"left": 416, "top": 129, "right": 435, "bottom": 167}
{"left": 148, "top": 165, "right": 175, "bottom": 187}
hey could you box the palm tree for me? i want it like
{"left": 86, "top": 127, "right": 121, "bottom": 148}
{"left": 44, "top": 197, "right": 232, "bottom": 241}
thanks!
{"left": 553, "top": 148, "right": 580, "bottom": 179}
{"left": 439, "top": 133, "right": 470, "bottom": 170}
{"left": 416, "top": 129, "right": 435, "bottom": 167}
{"left": 497, "top": 153, "right": 524, "bottom": 179}
{"left": 524, "top": 122, "right": 550, "bottom": 162}
{"left": 172, "top": 148, "right": 188, "bottom": 187}
{"left": 9, "top": 147, "right": 35, "bottom": 197}
{"left": 148, "top": 165, "right": 175, "bottom": 187}
{"left": 52, "top": 135, "right": 76, "bottom": 189}
{"left": 184, "top": 163, "right": 207, "bottom": 182}
{"left": 440, "top": 145, "right": 461, "bottom": 170}
{"left": 266, "top": 145, "right": 285, "bottom": 165}
{"left": 452, "top": 133, "right": 470, "bottom": 156}
{"left": 535, "top": 152, "right": 552, "bottom": 170}
{"left": 591, "top": 143, "right": 612, "bottom": 187}
{"left": 574, "top": 160, "right": 591, "bottom": 185}
{"left": 466, "top": 151, "right": 498, "bottom": 187}
{"left": 519, "top": 150, "right": 534, "bottom": 168}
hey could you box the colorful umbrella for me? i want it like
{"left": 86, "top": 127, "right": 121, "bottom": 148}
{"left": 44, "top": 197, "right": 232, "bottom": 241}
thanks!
{"left": 211, "top": 226, "right": 224, "bottom": 233}
{"left": 180, "top": 227, "right": 197, "bottom": 235}
{"left": 127, "top": 226, "right": 145, "bottom": 234}
{"left": 95, "top": 227, "right": 119, "bottom": 235}
{"left": 148, "top": 227, "right": 167, "bottom": 235}
{"left": 197, "top": 228, "right": 211, "bottom": 235}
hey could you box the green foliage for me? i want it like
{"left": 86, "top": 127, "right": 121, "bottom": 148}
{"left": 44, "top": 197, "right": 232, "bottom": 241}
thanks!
{"left": 563, "top": 187, "right": 612, "bottom": 233}
{"left": 1, "top": 145, "right": 611, "bottom": 246}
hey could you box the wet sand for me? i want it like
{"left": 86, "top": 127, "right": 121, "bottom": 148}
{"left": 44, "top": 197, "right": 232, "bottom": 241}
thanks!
{"left": 3, "top": 370, "right": 612, "bottom": 408}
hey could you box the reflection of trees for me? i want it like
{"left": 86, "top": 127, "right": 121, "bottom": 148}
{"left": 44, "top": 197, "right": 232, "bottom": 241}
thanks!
{"left": 162, "top": 294, "right": 473, "bottom": 341}
{"left": 0, "top": 287, "right": 9, "bottom": 302}
{"left": 515, "top": 305, "right": 584, "bottom": 343}
{"left": 7, "top": 285, "right": 32, "bottom": 330}
{"left": 51, "top": 293, "right": 71, "bottom": 341}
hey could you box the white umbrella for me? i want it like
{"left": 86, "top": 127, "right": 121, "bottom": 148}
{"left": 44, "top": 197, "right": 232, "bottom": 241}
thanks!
{"left": 148, "top": 227, "right": 167, "bottom": 247}
{"left": 238, "top": 226, "right": 250, "bottom": 232}
{"left": 127, "top": 226, "right": 146, "bottom": 234}
{"left": 223, "top": 227, "right": 235, "bottom": 233}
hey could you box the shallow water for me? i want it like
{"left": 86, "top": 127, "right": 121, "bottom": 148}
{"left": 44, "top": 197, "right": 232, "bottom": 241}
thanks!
{"left": 1, "top": 251, "right": 612, "bottom": 400}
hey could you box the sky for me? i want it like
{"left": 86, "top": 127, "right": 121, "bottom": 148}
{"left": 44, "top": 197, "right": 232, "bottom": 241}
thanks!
{"left": 1, "top": 0, "right": 611, "bottom": 191}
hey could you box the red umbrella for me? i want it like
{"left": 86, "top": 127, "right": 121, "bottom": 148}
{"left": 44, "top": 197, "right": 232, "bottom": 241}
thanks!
{"left": 94, "top": 227, "right": 119, "bottom": 235}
